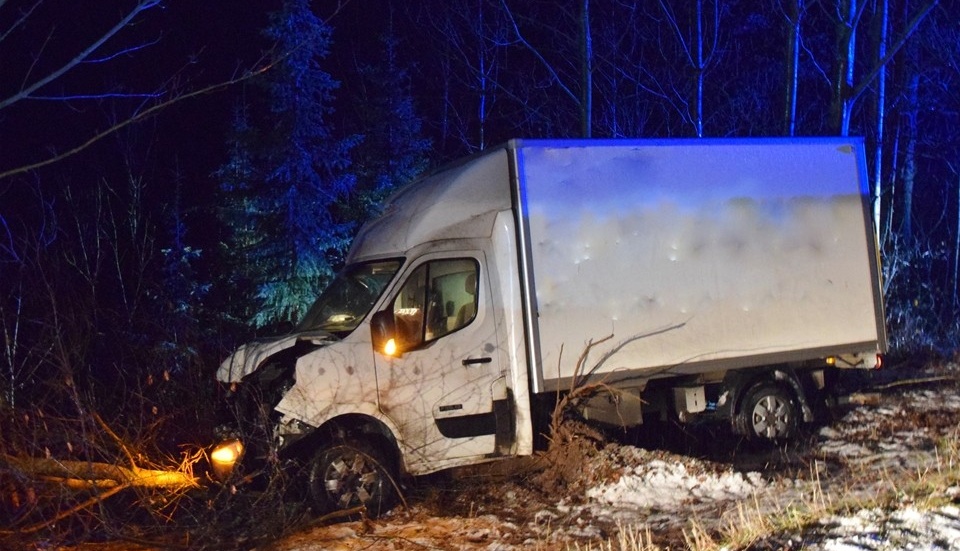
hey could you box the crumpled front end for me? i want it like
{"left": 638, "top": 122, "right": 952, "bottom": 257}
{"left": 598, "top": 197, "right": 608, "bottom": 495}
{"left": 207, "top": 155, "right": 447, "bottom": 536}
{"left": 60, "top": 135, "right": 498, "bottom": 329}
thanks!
{"left": 216, "top": 335, "right": 300, "bottom": 383}
{"left": 210, "top": 259, "right": 403, "bottom": 481}
{"left": 211, "top": 337, "right": 319, "bottom": 481}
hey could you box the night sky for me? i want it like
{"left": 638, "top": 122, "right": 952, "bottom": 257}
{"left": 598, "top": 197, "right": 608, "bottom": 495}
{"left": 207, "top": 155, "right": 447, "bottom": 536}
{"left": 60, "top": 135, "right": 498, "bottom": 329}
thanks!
{"left": 4, "top": 1, "right": 953, "bottom": 212}
{"left": 2, "top": 2, "right": 272, "bottom": 183}
{"left": 1, "top": 1, "right": 420, "bottom": 211}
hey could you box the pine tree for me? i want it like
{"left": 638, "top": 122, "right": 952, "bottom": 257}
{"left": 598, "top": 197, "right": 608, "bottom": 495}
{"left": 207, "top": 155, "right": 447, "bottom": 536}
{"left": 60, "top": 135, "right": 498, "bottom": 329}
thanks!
{"left": 218, "top": 0, "right": 358, "bottom": 328}
{"left": 216, "top": 101, "right": 262, "bottom": 326}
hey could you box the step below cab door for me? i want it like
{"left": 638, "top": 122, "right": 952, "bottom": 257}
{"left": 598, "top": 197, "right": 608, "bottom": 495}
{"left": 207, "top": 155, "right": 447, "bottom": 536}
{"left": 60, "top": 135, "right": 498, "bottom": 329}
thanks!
{"left": 373, "top": 252, "right": 512, "bottom": 473}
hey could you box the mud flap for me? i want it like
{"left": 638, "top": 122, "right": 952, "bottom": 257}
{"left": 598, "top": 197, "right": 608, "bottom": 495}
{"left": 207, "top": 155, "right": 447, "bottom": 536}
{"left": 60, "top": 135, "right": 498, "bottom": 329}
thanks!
{"left": 493, "top": 389, "right": 516, "bottom": 454}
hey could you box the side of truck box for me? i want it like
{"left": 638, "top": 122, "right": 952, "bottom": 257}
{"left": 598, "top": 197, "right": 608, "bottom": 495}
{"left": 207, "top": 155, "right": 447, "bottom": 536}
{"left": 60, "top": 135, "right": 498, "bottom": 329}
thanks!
{"left": 510, "top": 139, "right": 885, "bottom": 435}
{"left": 212, "top": 138, "right": 886, "bottom": 519}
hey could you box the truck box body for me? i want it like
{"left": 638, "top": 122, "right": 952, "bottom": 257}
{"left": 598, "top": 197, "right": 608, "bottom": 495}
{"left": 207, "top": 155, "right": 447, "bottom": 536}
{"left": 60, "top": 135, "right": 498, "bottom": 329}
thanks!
{"left": 514, "top": 140, "right": 884, "bottom": 391}
{"left": 348, "top": 138, "right": 884, "bottom": 392}
{"left": 215, "top": 138, "right": 886, "bottom": 507}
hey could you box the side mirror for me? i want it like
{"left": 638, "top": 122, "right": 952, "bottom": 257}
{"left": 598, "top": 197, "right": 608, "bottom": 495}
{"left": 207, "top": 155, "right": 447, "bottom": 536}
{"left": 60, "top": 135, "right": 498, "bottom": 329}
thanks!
{"left": 370, "top": 310, "right": 400, "bottom": 356}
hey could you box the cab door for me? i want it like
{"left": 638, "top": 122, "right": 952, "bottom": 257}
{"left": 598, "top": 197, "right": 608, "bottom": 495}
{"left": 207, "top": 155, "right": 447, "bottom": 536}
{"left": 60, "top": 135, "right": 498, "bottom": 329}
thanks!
{"left": 373, "top": 253, "right": 507, "bottom": 472}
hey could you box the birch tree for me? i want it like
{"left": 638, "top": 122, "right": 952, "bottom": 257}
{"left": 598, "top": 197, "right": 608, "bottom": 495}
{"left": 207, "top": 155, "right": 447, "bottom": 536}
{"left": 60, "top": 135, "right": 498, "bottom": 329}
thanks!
{"left": 871, "top": 0, "right": 890, "bottom": 240}
{"left": 656, "top": 0, "right": 724, "bottom": 137}
{"left": 826, "top": 0, "right": 939, "bottom": 136}
{"left": 780, "top": 0, "right": 807, "bottom": 136}
{"left": 414, "top": 0, "right": 510, "bottom": 152}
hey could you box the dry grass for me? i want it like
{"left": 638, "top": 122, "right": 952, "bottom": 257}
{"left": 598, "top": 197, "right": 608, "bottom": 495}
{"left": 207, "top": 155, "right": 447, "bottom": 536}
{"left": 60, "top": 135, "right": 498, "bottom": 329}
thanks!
{"left": 571, "top": 522, "right": 661, "bottom": 551}
{"left": 675, "top": 461, "right": 834, "bottom": 551}
{"left": 575, "top": 386, "right": 960, "bottom": 551}
{"left": 672, "top": 431, "right": 960, "bottom": 550}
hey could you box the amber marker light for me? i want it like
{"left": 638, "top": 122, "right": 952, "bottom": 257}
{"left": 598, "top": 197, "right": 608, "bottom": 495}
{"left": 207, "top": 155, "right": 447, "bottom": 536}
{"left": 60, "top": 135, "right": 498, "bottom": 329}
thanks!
{"left": 384, "top": 338, "right": 398, "bottom": 357}
{"left": 210, "top": 439, "right": 243, "bottom": 480}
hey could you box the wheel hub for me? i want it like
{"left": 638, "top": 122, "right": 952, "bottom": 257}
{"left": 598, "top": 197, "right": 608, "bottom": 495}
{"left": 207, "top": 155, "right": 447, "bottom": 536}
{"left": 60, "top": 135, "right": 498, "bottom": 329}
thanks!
{"left": 325, "top": 452, "right": 378, "bottom": 508}
{"left": 752, "top": 395, "right": 789, "bottom": 438}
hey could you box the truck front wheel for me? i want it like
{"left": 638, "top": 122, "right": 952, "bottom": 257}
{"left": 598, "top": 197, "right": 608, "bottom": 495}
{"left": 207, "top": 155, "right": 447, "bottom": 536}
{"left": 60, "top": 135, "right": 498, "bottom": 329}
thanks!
{"left": 307, "top": 440, "right": 397, "bottom": 518}
{"left": 737, "top": 382, "right": 798, "bottom": 441}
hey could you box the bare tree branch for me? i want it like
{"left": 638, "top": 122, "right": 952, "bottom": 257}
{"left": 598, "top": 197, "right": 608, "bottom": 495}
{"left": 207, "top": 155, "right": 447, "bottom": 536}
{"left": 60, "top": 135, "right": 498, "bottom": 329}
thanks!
{"left": 500, "top": 0, "right": 580, "bottom": 107}
{"left": 11, "top": 484, "right": 130, "bottom": 535}
{"left": 84, "top": 35, "right": 162, "bottom": 64}
{"left": 0, "top": 0, "right": 163, "bottom": 111}
{"left": 848, "top": 0, "right": 940, "bottom": 106}
{"left": 0, "top": 0, "right": 41, "bottom": 43}
{"left": 0, "top": 58, "right": 277, "bottom": 182}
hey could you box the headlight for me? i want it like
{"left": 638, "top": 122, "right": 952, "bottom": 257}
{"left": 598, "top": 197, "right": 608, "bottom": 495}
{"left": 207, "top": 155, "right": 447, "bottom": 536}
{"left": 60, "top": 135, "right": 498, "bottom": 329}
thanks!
{"left": 210, "top": 439, "right": 244, "bottom": 480}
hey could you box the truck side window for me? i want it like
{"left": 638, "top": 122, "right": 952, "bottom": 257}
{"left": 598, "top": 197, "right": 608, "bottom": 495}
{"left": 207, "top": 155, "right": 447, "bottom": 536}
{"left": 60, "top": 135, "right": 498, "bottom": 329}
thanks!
{"left": 391, "top": 258, "right": 479, "bottom": 349}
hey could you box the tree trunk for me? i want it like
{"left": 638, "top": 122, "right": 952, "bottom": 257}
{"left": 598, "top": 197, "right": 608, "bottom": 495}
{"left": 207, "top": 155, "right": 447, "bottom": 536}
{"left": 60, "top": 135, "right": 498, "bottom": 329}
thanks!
{"left": 832, "top": 0, "right": 857, "bottom": 135}
{"left": 872, "top": 0, "right": 889, "bottom": 242}
{"left": 3, "top": 454, "right": 198, "bottom": 489}
{"left": 695, "top": 0, "right": 704, "bottom": 137}
{"left": 901, "top": 70, "right": 919, "bottom": 239}
{"left": 955, "top": 170, "right": 960, "bottom": 311}
{"left": 782, "top": 0, "right": 801, "bottom": 136}
{"left": 657, "top": 0, "right": 720, "bottom": 137}
{"left": 580, "top": 0, "right": 593, "bottom": 138}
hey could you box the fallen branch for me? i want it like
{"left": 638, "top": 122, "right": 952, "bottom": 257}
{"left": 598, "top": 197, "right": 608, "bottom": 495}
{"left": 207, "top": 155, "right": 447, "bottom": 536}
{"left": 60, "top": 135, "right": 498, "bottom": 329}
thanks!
{"left": 1, "top": 448, "right": 200, "bottom": 536}
{"left": 550, "top": 335, "right": 620, "bottom": 438}
{"left": 0, "top": 413, "right": 198, "bottom": 511}
{"left": 2, "top": 454, "right": 198, "bottom": 489}
{"left": 534, "top": 336, "right": 619, "bottom": 495}
{"left": 872, "top": 375, "right": 959, "bottom": 391}
{"left": 13, "top": 483, "right": 130, "bottom": 535}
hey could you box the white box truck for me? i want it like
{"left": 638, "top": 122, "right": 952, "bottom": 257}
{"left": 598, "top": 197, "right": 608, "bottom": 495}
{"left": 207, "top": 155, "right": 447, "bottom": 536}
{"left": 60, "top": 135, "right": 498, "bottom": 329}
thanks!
{"left": 213, "top": 138, "right": 886, "bottom": 516}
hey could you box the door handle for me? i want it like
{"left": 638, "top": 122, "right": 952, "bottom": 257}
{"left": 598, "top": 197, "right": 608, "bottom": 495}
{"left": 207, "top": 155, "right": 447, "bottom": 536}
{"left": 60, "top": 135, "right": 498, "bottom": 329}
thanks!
{"left": 462, "top": 357, "right": 492, "bottom": 366}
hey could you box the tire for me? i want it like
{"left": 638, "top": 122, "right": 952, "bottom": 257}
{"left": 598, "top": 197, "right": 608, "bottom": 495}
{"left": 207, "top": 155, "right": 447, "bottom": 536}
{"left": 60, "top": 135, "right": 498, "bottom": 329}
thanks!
{"left": 737, "top": 382, "right": 798, "bottom": 441}
{"left": 307, "top": 440, "right": 397, "bottom": 518}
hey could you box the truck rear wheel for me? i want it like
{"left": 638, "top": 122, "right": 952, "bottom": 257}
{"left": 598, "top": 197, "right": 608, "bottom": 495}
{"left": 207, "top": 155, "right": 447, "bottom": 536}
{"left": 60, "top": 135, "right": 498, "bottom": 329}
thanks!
{"left": 737, "top": 382, "right": 798, "bottom": 441}
{"left": 307, "top": 440, "right": 397, "bottom": 518}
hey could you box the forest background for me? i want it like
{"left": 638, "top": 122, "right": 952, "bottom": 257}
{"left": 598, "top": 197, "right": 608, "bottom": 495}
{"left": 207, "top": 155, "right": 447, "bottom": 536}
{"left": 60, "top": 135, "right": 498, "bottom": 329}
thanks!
{"left": 0, "top": 0, "right": 957, "bottom": 543}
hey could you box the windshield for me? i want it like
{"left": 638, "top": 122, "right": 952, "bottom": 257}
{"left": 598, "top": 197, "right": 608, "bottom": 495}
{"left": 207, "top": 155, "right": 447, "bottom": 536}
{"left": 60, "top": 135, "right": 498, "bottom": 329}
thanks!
{"left": 295, "top": 259, "right": 402, "bottom": 337}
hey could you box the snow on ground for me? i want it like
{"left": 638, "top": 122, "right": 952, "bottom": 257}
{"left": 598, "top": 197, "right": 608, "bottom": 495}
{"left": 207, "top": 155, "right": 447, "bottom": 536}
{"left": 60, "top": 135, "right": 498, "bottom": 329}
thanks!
{"left": 272, "top": 367, "right": 960, "bottom": 550}
{"left": 560, "top": 443, "right": 772, "bottom": 537}
{"left": 805, "top": 505, "right": 960, "bottom": 550}
{"left": 586, "top": 457, "right": 765, "bottom": 511}
{"left": 783, "top": 378, "right": 960, "bottom": 550}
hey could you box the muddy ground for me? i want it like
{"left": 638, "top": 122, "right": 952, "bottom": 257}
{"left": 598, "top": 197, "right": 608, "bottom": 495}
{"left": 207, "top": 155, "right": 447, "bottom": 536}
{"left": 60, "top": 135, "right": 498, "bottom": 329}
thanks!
{"left": 265, "top": 361, "right": 960, "bottom": 550}
{"left": 50, "top": 360, "right": 960, "bottom": 551}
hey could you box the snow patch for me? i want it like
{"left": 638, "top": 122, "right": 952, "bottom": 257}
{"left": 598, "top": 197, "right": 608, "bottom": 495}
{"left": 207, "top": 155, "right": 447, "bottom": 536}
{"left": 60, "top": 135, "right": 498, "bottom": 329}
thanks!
{"left": 586, "top": 458, "right": 765, "bottom": 511}
{"left": 809, "top": 505, "right": 960, "bottom": 550}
